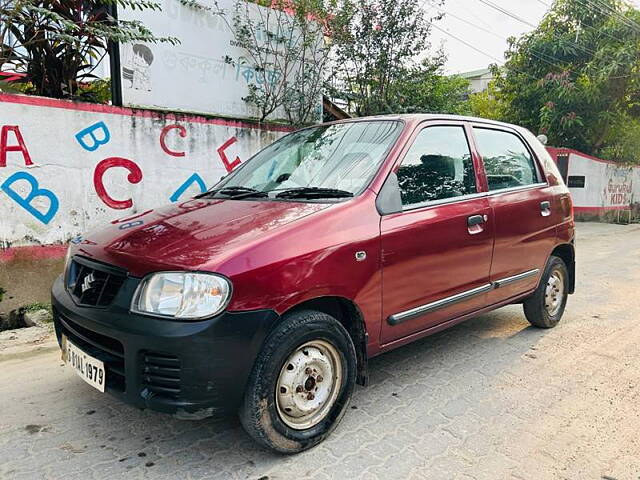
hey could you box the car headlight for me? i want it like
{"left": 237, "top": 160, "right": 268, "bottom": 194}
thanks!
{"left": 132, "top": 272, "right": 232, "bottom": 320}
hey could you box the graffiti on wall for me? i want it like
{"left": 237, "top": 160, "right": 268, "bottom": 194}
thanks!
{"left": 604, "top": 166, "right": 634, "bottom": 207}
{"left": 0, "top": 94, "right": 287, "bottom": 247}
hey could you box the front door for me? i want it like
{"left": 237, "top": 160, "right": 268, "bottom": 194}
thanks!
{"left": 380, "top": 123, "right": 494, "bottom": 345}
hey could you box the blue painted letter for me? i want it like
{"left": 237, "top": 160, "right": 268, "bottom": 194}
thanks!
{"left": 1, "top": 171, "right": 59, "bottom": 224}
{"left": 170, "top": 173, "right": 206, "bottom": 202}
{"left": 75, "top": 121, "right": 110, "bottom": 152}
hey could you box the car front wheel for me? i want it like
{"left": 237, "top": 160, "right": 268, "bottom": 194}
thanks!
{"left": 239, "top": 309, "right": 357, "bottom": 453}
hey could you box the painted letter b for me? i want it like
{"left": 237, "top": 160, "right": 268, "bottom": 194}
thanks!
{"left": 1, "top": 171, "right": 59, "bottom": 224}
{"left": 75, "top": 121, "right": 111, "bottom": 152}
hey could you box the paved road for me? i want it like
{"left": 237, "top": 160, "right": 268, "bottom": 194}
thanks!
{"left": 1, "top": 223, "right": 640, "bottom": 480}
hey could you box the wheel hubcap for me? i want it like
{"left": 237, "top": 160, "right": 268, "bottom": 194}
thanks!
{"left": 544, "top": 269, "right": 565, "bottom": 316}
{"left": 275, "top": 340, "right": 342, "bottom": 430}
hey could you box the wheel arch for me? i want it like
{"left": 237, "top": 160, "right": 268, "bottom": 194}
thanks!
{"left": 282, "top": 296, "right": 369, "bottom": 386}
{"left": 551, "top": 242, "right": 575, "bottom": 294}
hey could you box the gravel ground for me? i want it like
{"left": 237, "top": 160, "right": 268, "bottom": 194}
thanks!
{"left": 1, "top": 222, "right": 639, "bottom": 480}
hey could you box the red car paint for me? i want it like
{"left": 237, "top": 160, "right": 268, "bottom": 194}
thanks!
{"left": 68, "top": 115, "right": 575, "bottom": 359}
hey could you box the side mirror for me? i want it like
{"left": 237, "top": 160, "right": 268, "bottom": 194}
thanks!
{"left": 537, "top": 134, "right": 548, "bottom": 145}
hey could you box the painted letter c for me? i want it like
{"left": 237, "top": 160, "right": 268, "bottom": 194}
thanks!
{"left": 94, "top": 157, "right": 143, "bottom": 210}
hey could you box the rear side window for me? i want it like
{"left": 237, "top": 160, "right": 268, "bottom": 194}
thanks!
{"left": 473, "top": 128, "right": 539, "bottom": 191}
{"left": 396, "top": 126, "right": 476, "bottom": 208}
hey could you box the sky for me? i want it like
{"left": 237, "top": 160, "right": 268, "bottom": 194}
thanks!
{"left": 426, "top": 0, "right": 640, "bottom": 74}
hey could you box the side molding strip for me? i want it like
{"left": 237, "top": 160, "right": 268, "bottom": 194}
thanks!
{"left": 388, "top": 284, "right": 493, "bottom": 326}
{"left": 493, "top": 269, "right": 539, "bottom": 288}
{"left": 387, "top": 268, "right": 541, "bottom": 326}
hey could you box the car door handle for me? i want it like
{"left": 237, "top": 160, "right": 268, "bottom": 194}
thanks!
{"left": 540, "top": 201, "right": 551, "bottom": 217}
{"left": 467, "top": 215, "right": 485, "bottom": 227}
{"left": 467, "top": 214, "right": 487, "bottom": 235}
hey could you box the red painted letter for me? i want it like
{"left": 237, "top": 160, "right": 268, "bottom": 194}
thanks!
{"left": 217, "top": 136, "right": 241, "bottom": 173}
{"left": 1, "top": 126, "right": 33, "bottom": 167}
{"left": 160, "top": 124, "right": 187, "bottom": 157}
{"left": 111, "top": 209, "right": 153, "bottom": 224}
{"left": 94, "top": 157, "right": 143, "bottom": 210}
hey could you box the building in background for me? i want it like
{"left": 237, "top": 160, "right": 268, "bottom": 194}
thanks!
{"left": 459, "top": 67, "right": 494, "bottom": 94}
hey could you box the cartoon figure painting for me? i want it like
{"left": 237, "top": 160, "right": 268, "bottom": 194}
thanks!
{"left": 122, "top": 44, "right": 154, "bottom": 92}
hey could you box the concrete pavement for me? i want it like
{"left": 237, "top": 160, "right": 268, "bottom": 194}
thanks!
{"left": 1, "top": 222, "right": 639, "bottom": 479}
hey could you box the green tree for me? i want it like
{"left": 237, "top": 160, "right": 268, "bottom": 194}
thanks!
{"left": 228, "top": 0, "right": 349, "bottom": 124}
{"left": 0, "top": 0, "right": 178, "bottom": 99}
{"left": 182, "top": 0, "right": 352, "bottom": 125}
{"left": 468, "top": 84, "right": 505, "bottom": 121}
{"left": 328, "top": 0, "right": 447, "bottom": 116}
{"left": 494, "top": 0, "right": 640, "bottom": 162}
{"left": 388, "top": 55, "right": 472, "bottom": 115}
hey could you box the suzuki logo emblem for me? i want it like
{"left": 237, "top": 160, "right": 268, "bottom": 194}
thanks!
{"left": 81, "top": 273, "right": 96, "bottom": 293}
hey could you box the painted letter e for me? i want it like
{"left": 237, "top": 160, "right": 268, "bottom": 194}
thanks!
{"left": 75, "top": 121, "right": 111, "bottom": 152}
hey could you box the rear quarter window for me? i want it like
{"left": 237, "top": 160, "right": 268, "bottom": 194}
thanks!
{"left": 473, "top": 128, "right": 540, "bottom": 191}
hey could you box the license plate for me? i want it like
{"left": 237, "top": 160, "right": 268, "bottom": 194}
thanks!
{"left": 62, "top": 335, "right": 106, "bottom": 392}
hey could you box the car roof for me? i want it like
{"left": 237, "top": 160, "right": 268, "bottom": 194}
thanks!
{"left": 329, "top": 113, "right": 527, "bottom": 132}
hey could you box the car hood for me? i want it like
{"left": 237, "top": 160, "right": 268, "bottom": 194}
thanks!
{"left": 72, "top": 198, "right": 331, "bottom": 277}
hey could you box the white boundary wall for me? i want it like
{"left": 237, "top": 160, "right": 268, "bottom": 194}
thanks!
{"left": 0, "top": 94, "right": 288, "bottom": 247}
{"left": 560, "top": 150, "right": 639, "bottom": 214}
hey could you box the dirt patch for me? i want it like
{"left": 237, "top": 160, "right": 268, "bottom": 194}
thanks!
{"left": 0, "top": 323, "right": 57, "bottom": 361}
{"left": 25, "top": 424, "right": 51, "bottom": 434}
{"left": 1, "top": 306, "right": 52, "bottom": 332}
{"left": 0, "top": 254, "right": 64, "bottom": 312}
{"left": 0, "top": 309, "right": 27, "bottom": 331}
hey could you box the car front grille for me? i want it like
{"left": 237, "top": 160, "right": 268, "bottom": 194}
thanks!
{"left": 55, "top": 310, "right": 126, "bottom": 392}
{"left": 141, "top": 351, "right": 181, "bottom": 400}
{"left": 67, "top": 257, "right": 127, "bottom": 307}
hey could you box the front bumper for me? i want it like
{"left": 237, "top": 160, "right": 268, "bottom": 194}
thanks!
{"left": 51, "top": 274, "right": 279, "bottom": 417}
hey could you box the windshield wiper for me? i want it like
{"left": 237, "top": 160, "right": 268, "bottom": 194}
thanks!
{"left": 274, "top": 187, "right": 354, "bottom": 199}
{"left": 197, "top": 186, "right": 268, "bottom": 200}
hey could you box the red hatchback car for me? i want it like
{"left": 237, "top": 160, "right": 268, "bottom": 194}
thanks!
{"left": 52, "top": 115, "right": 575, "bottom": 453}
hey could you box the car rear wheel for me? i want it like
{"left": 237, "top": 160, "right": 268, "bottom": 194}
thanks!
{"left": 239, "top": 309, "right": 357, "bottom": 453}
{"left": 523, "top": 255, "right": 569, "bottom": 328}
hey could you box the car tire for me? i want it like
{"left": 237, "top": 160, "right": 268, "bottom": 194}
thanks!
{"left": 523, "top": 255, "right": 569, "bottom": 328}
{"left": 239, "top": 309, "right": 357, "bottom": 454}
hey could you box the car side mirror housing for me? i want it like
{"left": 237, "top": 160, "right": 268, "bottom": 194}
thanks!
{"left": 376, "top": 172, "right": 403, "bottom": 215}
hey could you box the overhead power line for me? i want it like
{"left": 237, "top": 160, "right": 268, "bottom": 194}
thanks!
{"left": 570, "top": 0, "right": 637, "bottom": 43}
{"left": 475, "top": 0, "right": 539, "bottom": 28}
{"left": 427, "top": 1, "right": 588, "bottom": 76}
{"left": 427, "top": 22, "right": 503, "bottom": 64}
{"left": 422, "top": 0, "right": 635, "bottom": 81}
{"left": 586, "top": 0, "right": 640, "bottom": 33}
{"left": 427, "top": 22, "right": 555, "bottom": 84}
{"left": 473, "top": 0, "right": 599, "bottom": 56}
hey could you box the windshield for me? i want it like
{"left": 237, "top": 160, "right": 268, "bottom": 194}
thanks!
{"left": 211, "top": 120, "right": 403, "bottom": 200}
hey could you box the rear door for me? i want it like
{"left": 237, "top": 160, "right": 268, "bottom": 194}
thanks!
{"left": 379, "top": 122, "right": 494, "bottom": 345}
{"left": 470, "top": 125, "right": 558, "bottom": 304}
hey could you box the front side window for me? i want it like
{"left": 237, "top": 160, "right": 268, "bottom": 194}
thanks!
{"left": 396, "top": 126, "right": 477, "bottom": 208}
{"left": 473, "top": 128, "right": 539, "bottom": 191}
{"left": 215, "top": 120, "right": 403, "bottom": 199}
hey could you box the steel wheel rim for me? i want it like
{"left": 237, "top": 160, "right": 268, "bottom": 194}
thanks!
{"left": 544, "top": 268, "right": 565, "bottom": 316}
{"left": 275, "top": 340, "right": 342, "bottom": 430}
